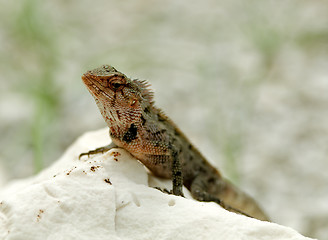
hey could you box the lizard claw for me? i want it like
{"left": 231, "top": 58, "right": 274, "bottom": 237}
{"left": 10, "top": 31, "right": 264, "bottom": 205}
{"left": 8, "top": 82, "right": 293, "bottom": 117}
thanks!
{"left": 79, "top": 142, "right": 118, "bottom": 160}
{"left": 154, "top": 187, "right": 184, "bottom": 197}
{"left": 154, "top": 187, "right": 172, "bottom": 194}
{"left": 78, "top": 152, "right": 89, "bottom": 160}
{"left": 79, "top": 145, "right": 114, "bottom": 160}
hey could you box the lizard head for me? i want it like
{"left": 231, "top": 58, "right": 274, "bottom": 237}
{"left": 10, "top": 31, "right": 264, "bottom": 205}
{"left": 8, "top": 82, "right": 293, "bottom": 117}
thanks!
{"left": 82, "top": 65, "right": 153, "bottom": 129}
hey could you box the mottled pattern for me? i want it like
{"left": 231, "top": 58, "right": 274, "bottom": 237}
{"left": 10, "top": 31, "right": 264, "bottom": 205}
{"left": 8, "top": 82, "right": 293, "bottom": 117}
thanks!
{"left": 82, "top": 65, "right": 269, "bottom": 221}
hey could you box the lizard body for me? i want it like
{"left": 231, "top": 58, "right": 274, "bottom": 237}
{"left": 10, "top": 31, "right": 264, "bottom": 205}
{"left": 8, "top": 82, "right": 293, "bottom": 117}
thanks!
{"left": 81, "top": 65, "right": 269, "bottom": 221}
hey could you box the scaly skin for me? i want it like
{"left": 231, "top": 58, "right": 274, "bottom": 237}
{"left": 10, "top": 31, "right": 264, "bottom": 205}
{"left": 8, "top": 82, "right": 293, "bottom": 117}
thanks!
{"left": 80, "top": 65, "right": 269, "bottom": 221}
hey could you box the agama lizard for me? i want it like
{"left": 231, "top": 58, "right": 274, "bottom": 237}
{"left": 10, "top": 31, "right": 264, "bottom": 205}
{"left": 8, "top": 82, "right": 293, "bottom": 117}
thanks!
{"left": 80, "top": 65, "right": 269, "bottom": 221}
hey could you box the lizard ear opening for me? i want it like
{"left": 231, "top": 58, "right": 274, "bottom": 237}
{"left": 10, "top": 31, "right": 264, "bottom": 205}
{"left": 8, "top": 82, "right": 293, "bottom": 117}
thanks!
{"left": 133, "top": 79, "right": 154, "bottom": 103}
{"left": 129, "top": 97, "right": 138, "bottom": 107}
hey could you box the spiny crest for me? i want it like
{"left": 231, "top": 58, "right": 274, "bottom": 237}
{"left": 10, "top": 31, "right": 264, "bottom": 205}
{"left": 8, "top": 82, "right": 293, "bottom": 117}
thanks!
{"left": 133, "top": 79, "right": 154, "bottom": 104}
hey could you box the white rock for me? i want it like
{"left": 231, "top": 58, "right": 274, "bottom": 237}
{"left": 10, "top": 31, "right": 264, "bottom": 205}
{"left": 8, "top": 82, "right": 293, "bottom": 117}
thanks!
{"left": 0, "top": 129, "right": 315, "bottom": 240}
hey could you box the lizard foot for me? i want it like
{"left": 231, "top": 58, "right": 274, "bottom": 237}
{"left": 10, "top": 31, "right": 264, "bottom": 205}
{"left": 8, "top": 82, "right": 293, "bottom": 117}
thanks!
{"left": 154, "top": 187, "right": 184, "bottom": 197}
{"left": 154, "top": 187, "right": 172, "bottom": 194}
{"left": 79, "top": 142, "right": 117, "bottom": 160}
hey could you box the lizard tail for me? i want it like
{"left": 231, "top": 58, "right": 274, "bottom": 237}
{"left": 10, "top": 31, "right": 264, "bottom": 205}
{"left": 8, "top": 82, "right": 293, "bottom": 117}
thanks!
{"left": 216, "top": 179, "right": 270, "bottom": 221}
{"left": 190, "top": 175, "right": 270, "bottom": 221}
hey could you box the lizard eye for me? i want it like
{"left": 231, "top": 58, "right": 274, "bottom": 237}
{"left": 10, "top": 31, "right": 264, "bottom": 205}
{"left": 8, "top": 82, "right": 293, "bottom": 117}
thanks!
{"left": 109, "top": 79, "right": 125, "bottom": 91}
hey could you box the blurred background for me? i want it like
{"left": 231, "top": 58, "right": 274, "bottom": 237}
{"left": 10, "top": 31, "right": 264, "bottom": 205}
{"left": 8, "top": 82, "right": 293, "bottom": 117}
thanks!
{"left": 0, "top": 0, "right": 327, "bottom": 238}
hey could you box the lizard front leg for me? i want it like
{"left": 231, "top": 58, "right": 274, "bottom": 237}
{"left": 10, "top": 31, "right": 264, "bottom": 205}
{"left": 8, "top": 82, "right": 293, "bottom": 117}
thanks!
{"left": 169, "top": 144, "right": 184, "bottom": 196}
{"left": 79, "top": 142, "right": 117, "bottom": 159}
{"left": 152, "top": 143, "right": 184, "bottom": 197}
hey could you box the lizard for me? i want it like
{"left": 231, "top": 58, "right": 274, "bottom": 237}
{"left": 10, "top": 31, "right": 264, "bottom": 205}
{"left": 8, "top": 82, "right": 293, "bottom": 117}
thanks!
{"left": 80, "top": 64, "right": 269, "bottom": 221}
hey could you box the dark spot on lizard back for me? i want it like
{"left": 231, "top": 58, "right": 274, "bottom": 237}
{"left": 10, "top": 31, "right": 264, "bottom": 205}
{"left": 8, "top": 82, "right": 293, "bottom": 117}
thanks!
{"left": 174, "top": 129, "right": 181, "bottom": 137}
{"left": 122, "top": 123, "right": 138, "bottom": 143}
{"left": 140, "top": 115, "right": 146, "bottom": 125}
{"left": 154, "top": 129, "right": 166, "bottom": 135}
{"left": 157, "top": 113, "right": 166, "bottom": 122}
{"left": 144, "top": 106, "right": 151, "bottom": 114}
{"left": 208, "top": 177, "right": 216, "bottom": 183}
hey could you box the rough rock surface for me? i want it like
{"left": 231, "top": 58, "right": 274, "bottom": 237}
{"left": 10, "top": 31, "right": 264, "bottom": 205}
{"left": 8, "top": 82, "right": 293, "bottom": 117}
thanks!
{"left": 0, "top": 129, "right": 315, "bottom": 240}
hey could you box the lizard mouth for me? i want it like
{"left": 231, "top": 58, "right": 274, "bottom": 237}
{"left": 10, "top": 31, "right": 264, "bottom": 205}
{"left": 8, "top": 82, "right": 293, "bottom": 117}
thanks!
{"left": 81, "top": 72, "right": 110, "bottom": 99}
{"left": 82, "top": 72, "right": 98, "bottom": 88}
{"left": 81, "top": 71, "right": 96, "bottom": 86}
